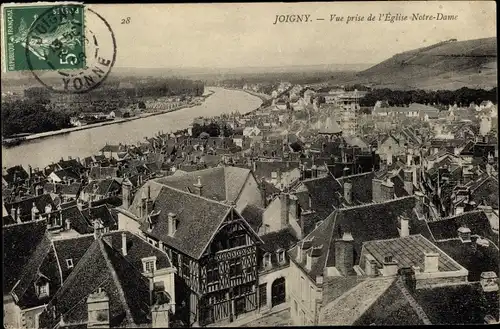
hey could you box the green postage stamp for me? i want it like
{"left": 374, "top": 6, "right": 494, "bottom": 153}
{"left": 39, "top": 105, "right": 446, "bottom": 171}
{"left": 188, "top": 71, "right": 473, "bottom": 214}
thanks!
{"left": 3, "top": 3, "right": 86, "bottom": 72}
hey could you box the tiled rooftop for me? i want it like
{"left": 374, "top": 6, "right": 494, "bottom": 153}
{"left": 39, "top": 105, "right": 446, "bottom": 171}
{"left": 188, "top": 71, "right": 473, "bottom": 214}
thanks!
{"left": 363, "top": 234, "right": 463, "bottom": 272}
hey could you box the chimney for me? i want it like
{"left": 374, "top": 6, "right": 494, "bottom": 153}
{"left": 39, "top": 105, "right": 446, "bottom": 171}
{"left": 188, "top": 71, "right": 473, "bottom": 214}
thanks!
{"left": 260, "top": 183, "right": 267, "bottom": 208}
{"left": 167, "top": 212, "right": 177, "bottom": 236}
{"left": 193, "top": 176, "right": 203, "bottom": 196}
{"left": 423, "top": 252, "right": 439, "bottom": 273}
{"left": 305, "top": 245, "right": 323, "bottom": 271}
{"left": 65, "top": 219, "right": 71, "bottom": 231}
{"left": 403, "top": 169, "right": 414, "bottom": 195}
{"left": 400, "top": 216, "right": 410, "bottom": 237}
{"left": 335, "top": 232, "right": 354, "bottom": 276}
{"left": 296, "top": 243, "right": 303, "bottom": 262}
{"left": 121, "top": 179, "right": 132, "bottom": 209}
{"left": 458, "top": 226, "right": 472, "bottom": 243}
{"left": 480, "top": 272, "right": 499, "bottom": 293}
{"left": 372, "top": 179, "right": 383, "bottom": 203}
{"left": 364, "top": 254, "right": 378, "bottom": 277}
{"left": 121, "top": 232, "right": 128, "bottom": 256}
{"left": 300, "top": 238, "right": 314, "bottom": 263}
{"left": 87, "top": 288, "right": 110, "bottom": 328}
{"left": 31, "top": 203, "right": 39, "bottom": 221}
{"left": 311, "top": 165, "right": 318, "bottom": 178}
{"left": 10, "top": 207, "right": 16, "bottom": 221}
{"left": 289, "top": 193, "right": 298, "bottom": 221}
{"left": 151, "top": 303, "right": 171, "bottom": 328}
{"left": 343, "top": 180, "right": 353, "bottom": 204}
{"left": 279, "top": 192, "right": 290, "bottom": 229}
{"left": 381, "top": 179, "right": 394, "bottom": 200}
{"left": 382, "top": 255, "right": 399, "bottom": 276}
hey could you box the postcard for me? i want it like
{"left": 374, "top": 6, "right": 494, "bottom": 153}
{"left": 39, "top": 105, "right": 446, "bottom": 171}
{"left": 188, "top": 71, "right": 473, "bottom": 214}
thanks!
{"left": 1, "top": 1, "right": 498, "bottom": 329}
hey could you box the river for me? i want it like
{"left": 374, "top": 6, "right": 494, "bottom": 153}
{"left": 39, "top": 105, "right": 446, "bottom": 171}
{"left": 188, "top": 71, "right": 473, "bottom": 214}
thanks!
{"left": 2, "top": 87, "right": 262, "bottom": 169}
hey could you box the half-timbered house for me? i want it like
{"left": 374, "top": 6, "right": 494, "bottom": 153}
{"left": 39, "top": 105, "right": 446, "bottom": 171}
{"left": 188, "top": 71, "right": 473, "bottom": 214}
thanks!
{"left": 126, "top": 183, "right": 264, "bottom": 326}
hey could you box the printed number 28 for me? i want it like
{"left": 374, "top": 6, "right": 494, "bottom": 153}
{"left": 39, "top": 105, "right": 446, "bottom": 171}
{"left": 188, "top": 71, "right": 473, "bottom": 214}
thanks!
{"left": 121, "top": 17, "right": 131, "bottom": 24}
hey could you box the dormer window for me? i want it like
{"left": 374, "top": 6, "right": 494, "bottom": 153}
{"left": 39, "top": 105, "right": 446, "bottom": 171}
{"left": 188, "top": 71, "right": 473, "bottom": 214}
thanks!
{"left": 276, "top": 249, "right": 285, "bottom": 264}
{"left": 66, "top": 258, "right": 74, "bottom": 269}
{"left": 34, "top": 274, "right": 50, "bottom": 299}
{"left": 263, "top": 253, "right": 272, "bottom": 268}
{"left": 271, "top": 172, "right": 278, "bottom": 179}
{"left": 142, "top": 256, "right": 157, "bottom": 273}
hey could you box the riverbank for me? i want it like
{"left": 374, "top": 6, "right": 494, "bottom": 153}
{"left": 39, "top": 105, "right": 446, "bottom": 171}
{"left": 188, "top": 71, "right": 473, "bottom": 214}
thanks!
{"left": 226, "top": 87, "right": 271, "bottom": 102}
{"left": 2, "top": 90, "right": 215, "bottom": 146}
{"left": 3, "top": 87, "right": 263, "bottom": 168}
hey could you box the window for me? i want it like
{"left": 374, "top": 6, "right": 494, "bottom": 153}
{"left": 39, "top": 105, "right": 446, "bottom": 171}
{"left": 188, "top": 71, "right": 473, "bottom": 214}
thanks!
{"left": 229, "top": 259, "right": 242, "bottom": 278}
{"left": 145, "top": 260, "right": 155, "bottom": 273}
{"left": 263, "top": 253, "right": 272, "bottom": 268}
{"left": 259, "top": 284, "right": 267, "bottom": 308}
{"left": 277, "top": 250, "right": 285, "bottom": 264}
{"left": 229, "top": 233, "right": 247, "bottom": 249}
{"left": 39, "top": 284, "right": 48, "bottom": 296}
{"left": 310, "top": 285, "right": 314, "bottom": 309}
{"left": 182, "top": 261, "right": 190, "bottom": 278}
{"left": 66, "top": 259, "right": 74, "bottom": 269}
{"left": 142, "top": 256, "right": 157, "bottom": 273}
{"left": 207, "top": 266, "right": 219, "bottom": 284}
{"left": 36, "top": 281, "right": 49, "bottom": 299}
{"left": 301, "top": 277, "right": 305, "bottom": 301}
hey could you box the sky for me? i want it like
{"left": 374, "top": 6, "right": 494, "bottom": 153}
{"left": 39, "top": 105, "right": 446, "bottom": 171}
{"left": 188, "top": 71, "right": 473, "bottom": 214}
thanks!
{"left": 87, "top": 1, "right": 496, "bottom": 69}
{"left": 2, "top": 1, "right": 496, "bottom": 71}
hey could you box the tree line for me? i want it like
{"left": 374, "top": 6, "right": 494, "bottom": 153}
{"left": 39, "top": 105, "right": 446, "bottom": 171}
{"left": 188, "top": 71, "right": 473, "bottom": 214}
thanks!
{"left": 191, "top": 123, "right": 234, "bottom": 138}
{"left": 2, "top": 100, "right": 72, "bottom": 137}
{"left": 359, "top": 87, "right": 497, "bottom": 107}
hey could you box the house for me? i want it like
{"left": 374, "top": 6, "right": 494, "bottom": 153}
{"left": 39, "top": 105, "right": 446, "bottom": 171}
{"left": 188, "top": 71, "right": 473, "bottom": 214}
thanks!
{"left": 48, "top": 168, "right": 80, "bottom": 184}
{"left": 133, "top": 166, "right": 263, "bottom": 213}
{"left": 4, "top": 194, "right": 56, "bottom": 225}
{"left": 377, "top": 135, "right": 405, "bottom": 165}
{"left": 38, "top": 230, "right": 176, "bottom": 328}
{"left": 89, "top": 166, "right": 119, "bottom": 181}
{"left": 79, "top": 179, "right": 122, "bottom": 205}
{"left": 287, "top": 195, "right": 432, "bottom": 325}
{"left": 3, "top": 219, "right": 60, "bottom": 329}
{"left": 256, "top": 228, "right": 299, "bottom": 314}
{"left": 118, "top": 183, "right": 264, "bottom": 326}
{"left": 243, "top": 126, "right": 262, "bottom": 137}
{"left": 2, "top": 165, "right": 29, "bottom": 188}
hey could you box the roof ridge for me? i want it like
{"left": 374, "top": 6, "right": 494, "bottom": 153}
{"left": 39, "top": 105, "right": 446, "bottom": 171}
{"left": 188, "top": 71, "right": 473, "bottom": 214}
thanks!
{"left": 3, "top": 217, "right": 47, "bottom": 228}
{"left": 50, "top": 239, "right": 64, "bottom": 287}
{"left": 435, "top": 209, "right": 485, "bottom": 222}
{"left": 338, "top": 171, "right": 374, "bottom": 180}
{"left": 49, "top": 238, "right": 102, "bottom": 301}
{"left": 364, "top": 233, "right": 424, "bottom": 244}
{"left": 159, "top": 184, "right": 232, "bottom": 208}
{"left": 339, "top": 195, "right": 415, "bottom": 212}
{"left": 98, "top": 239, "right": 136, "bottom": 325}
{"left": 12, "top": 234, "right": 53, "bottom": 297}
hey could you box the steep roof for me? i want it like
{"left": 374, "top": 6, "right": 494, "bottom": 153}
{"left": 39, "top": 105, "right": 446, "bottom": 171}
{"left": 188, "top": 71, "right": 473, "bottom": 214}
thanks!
{"left": 414, "top": 282, "right": 499, "bottom": 324}
{"left": 3, "top": 219, "right": 48, "bottom": 293}
{"left": 240, "top": 204, "right": 265, "bottom": 232}
{"left": 260, "top": 227, "right": 299, "bottom": 253}
{"left": 140, "top": 185, "right": 233, "bottom": 259}
{"left": 362, "top": 234, "right": 463, "bottom": 272}
{"left": 289, "top": 196, "right": 421, "bottom": 281}
{"left": 4, "top": 194, "right": 55, "bottom": 223}
{"left": 40, "top": 238, "right": 151, "bottom": 328}
{"left": 435, "top": 239, "right": 499, "bottom": 281}
{"left": 154, "top": 166, "right": 251, "bottom": 203}
{"left": 89, "top": 166, "right": 119, "bottom": 180}
{"left": 427, "top": 210, "right": 497, "bottom": 243}
{"left": 53, "top": 235, "right": 96, "bottom": 282}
